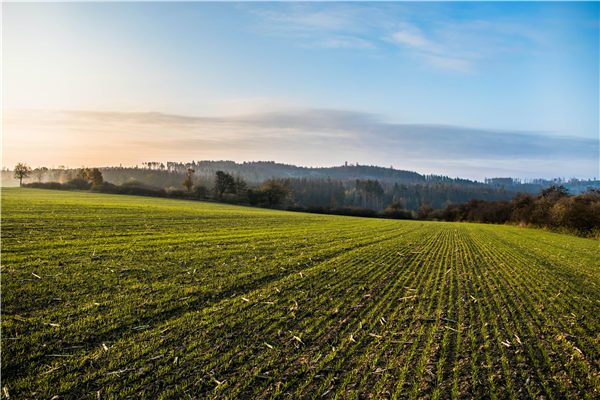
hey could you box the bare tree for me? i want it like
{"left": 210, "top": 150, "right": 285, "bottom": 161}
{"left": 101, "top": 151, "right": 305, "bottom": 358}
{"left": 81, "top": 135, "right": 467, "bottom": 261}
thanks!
{"left": 13, "top": 163, "right": 32, "bottom": 186}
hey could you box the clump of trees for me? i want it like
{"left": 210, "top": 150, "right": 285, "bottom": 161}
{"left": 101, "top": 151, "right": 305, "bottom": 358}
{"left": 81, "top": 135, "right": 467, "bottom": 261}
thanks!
{"left": 248, "top": 179, "right": 291, "bottom": 208}
{"left": 418, "top": 185, "right": 600, "bottom": 236}
{"left": 380, "top": 201, "right": 412, "bottom": 219}
{"left": 354, "top": 179, "right": 385, "bottom": 209}
{"left": 32, "top": 167, "right": 49, "bottom": 183}
{"left": 67, "top": 168, "right": 104, "bottom": 190}
{"left": 212, "top": 171, "right": 248, "bottom": 202}
{"left": 214, "top": 170, "right": 236, "bottom": 199}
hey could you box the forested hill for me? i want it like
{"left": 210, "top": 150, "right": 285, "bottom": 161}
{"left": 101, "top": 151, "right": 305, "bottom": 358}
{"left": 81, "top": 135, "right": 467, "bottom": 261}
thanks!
{"left": 141, "top": 161, "right": 441, "bottom": 184}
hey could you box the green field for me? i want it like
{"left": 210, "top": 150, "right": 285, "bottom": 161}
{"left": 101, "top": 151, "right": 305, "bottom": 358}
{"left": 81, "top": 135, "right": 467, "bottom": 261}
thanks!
{"left": 2, "top": 188, "right": 599, "bottom": 399}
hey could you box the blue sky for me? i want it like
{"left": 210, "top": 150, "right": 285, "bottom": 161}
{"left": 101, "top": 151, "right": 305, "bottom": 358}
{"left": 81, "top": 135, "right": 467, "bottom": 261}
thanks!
{"left": 3, "top": 2, "right": 599, "bottom": 179}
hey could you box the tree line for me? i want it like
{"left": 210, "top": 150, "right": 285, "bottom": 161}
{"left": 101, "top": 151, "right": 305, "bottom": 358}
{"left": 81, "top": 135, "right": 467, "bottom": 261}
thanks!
{"left": 8, "top": 162, "right": 599, "bottom": 209}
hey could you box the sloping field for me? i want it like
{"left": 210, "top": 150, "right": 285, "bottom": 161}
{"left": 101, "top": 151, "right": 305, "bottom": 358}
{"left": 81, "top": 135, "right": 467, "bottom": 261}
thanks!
{"left": 2, "top": 188, "right": 599, "bottom": 399}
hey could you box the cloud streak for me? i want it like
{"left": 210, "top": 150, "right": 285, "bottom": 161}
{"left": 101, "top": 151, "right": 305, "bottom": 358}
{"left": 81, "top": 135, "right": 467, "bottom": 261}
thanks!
{"left": 247, "top": 4, "right": 378, "bottom": 51}
{"left": 3, "top": 108, "right": 597, "bottom": 179}
{"left": 386, "top": 23, "right": 472, "bottom": 72}
{"left": 248, "top": 4, "right": 556, "bottom": 72}
{"left": 390, "top": 29, "right": 433, "bottom": 49}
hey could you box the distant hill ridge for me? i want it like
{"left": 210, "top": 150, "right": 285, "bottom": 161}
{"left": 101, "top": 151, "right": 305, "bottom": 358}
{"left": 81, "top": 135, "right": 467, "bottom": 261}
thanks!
{"left": 135, "top": 160, "right": 479, "bottom": 185}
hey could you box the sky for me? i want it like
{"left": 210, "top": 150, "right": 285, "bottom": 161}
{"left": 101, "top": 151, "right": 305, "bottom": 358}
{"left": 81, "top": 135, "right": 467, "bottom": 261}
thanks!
{"left": 2, "top": 2, "right": 599, "bottom": 180}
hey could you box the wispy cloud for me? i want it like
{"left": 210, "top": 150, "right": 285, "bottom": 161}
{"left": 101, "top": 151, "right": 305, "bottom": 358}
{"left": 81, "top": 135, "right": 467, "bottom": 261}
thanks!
{"left": 247, "top": 4, "right": 377, "bottom": 51}
{"left": 263, "top": 8, "right": 351, "bottom": 31}
{"left": 390, "top": 27, "right": 433, "bottom": 50}
{"left": 317, "top": 36, "right": 375, "bottom": 50}
{"left": 386, "top": 22, "right": 475, "bottom": 72}
{"left": 425, "top": 55, "right": 472, "bottom": 72}
{"left": 4, "top": 108, "right": 597, "bottom": 179}
{"left": 385, "top": 16, "right": 556, "bottom": 72}
{"left": 247, "top": 4, "right": 553, "bottom": 72}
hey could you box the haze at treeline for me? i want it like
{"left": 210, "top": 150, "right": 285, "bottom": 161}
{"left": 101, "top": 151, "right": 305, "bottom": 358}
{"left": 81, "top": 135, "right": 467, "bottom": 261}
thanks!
{"left": 5, "top": 160, "right": 599, "bottom": 212}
